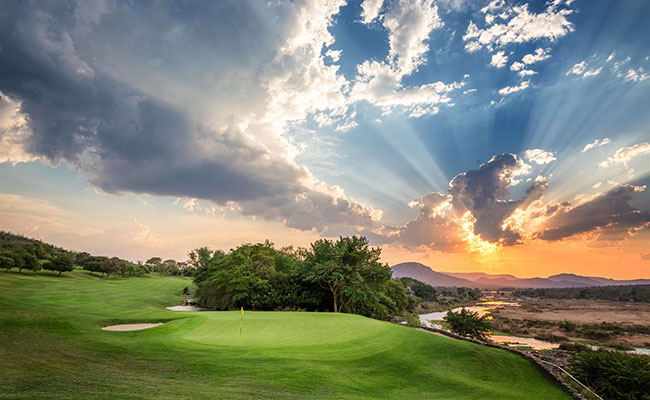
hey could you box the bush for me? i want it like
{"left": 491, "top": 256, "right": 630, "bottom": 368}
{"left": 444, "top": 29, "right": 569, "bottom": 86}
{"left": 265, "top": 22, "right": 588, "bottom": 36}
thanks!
{"left": 406, "top": 313, "right": 421, "bottom": 327}
{"left": 569, "top": 349, "right": 650, "bottom": 400}
{"left": 443, "top": 308, "right": 491, "bottom": 341}
{"left": 558, "top": 341, "right": 591, "bottom": 352}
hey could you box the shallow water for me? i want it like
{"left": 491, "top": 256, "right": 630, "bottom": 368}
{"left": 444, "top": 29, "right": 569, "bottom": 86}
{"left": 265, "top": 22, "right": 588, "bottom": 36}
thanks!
{"left": 491, "top": 335, "right": 559, "bottom": 350}
{"left": 418, "top": 301, "right": 519, "bottom": 327}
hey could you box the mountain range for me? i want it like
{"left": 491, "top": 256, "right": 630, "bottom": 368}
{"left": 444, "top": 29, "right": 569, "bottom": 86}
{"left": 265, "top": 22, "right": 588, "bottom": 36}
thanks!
{"left": 391, "top": 262, "right": 650, "bottom": 289}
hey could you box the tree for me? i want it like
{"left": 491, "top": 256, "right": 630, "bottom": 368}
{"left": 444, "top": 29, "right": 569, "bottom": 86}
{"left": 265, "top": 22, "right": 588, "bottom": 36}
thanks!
{"left": 99, "top": 257, "right": 124, "bottom": 277}
{"left": 9, "top": 252, "right": 25, "bottom": 273}
{"left": 0, "top": 255, "right": 14, "bottom": 272}
{"left": 189, "top": 248, "right": 225, "bottom": 284}
{"left": 443, "top": 308, "right": 491, "bottom": 341}
{"left": 22, "top": 253, "right": 39, "bottom": 273}
{"left": 44, "top": 254, "right": 74, "bottom": 277}
{"left": 302, "top": 236, "right": 393, "bottom": 316}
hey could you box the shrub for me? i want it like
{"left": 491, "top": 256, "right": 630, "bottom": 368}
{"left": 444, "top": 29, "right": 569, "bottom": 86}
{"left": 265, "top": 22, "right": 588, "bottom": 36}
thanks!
{"left": 569, "top": 349, "right": 650, "bottom": 400}
{"left": 406, "top": 313, "right": 421, "bottom": 327}
{"left": 443, "top": 308, "right": 491, "bottom": 341}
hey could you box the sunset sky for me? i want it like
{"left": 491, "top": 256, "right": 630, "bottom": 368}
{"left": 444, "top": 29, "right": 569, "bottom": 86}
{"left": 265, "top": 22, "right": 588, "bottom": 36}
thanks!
{"left": 1, "top": 0, "right": 649, "bottom": 279}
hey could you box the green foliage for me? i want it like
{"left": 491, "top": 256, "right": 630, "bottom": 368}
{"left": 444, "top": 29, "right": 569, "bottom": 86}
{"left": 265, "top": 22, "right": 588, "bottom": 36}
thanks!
{"left": 196, "top": 241, "right": 305, "bottom": 311}
{"left": 514, "top": 285, "right": 650, "bottom": 302}
{"left": 569, "top": 349, "right": 650, "bottom": 400}
{"left": 558, "top": 341, "right": 591, "bottom": 352}
{"left": 43, "top": 254, "right": 74, "bottom": 277}
{"left": 194, "top": 236, "right": 406, "bottom": 320}
{"left": 399, "top": 277, "right": 437, "bottom": 301}
{"left": 0, "top": 255, "right": 14, "bottom": 272}
{"left": 443, "top": 308, "right": 491, "bottom": 341}
{"left": 406, "top": 312, "right": 422, "bottom": 327}
{"left": 303, "top": 236, "right": 398, "bottom": 319}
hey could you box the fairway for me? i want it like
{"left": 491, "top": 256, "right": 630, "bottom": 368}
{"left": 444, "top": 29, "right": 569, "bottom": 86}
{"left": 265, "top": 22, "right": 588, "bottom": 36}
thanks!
{"left": 0, "top": 271, "right": 571, "bottom": 399}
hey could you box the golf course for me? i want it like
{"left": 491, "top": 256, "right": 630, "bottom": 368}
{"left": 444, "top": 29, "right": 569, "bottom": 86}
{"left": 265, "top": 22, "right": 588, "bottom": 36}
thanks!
{"left": 0, "top": 270, "right": 571, "bottom": 399}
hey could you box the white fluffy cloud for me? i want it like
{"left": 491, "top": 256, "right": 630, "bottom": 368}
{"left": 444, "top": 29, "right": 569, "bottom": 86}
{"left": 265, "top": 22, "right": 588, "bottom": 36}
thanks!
{"left": 498, "top": 80, "right": 530, "bottom": 95}
{"left": 581, "top": 138, "right": 611, "bottom": 153}
{"left": 568, "top": 61, "right": 587, "bottom": 75}
{"left": 350, "top": 0, "right": 462, "bottom": 118}
{"left": 522, "top": 48, "right": 551, "bottom": 64}
{"left": 624, "top": 67, "right": 649, "bottom": 82}
{"left": 567, "top": 61, "right": 602, "bottom": 78}
{"left": 523, "top": 149, "right": 556, "bottom": 165}
{"left": 463, "top": 3, "right": 574, "bottom": 52}
{"left": 0, "top": 92, "right": 36, "bottom": 164}
{"left": 490, "top": 50, "right": 508, "bottom": 68}
{"left": 360, "top": 0, "right": 384, "bottom": 24}
{"left": 599, "top": 142, "right": 650, "bottom": 169}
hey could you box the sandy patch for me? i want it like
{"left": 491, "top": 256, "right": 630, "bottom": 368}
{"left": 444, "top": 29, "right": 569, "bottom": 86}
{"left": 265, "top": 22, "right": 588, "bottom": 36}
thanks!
{"left": 166, "top": 305, "right": 203, "bottom": 311}
{"left": 102, "top": 323, "right": 163, "bottom": 331}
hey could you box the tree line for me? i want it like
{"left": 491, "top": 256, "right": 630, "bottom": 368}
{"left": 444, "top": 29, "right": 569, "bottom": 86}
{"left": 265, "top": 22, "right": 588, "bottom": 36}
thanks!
{"left": 0, "top": 231, "right": 178, "bottom": 278}
{"left": 514, "top": 285, "right": 650, "bottom": 302}
{"left": 191, "top": 236, "right": 408, "bottom": 321}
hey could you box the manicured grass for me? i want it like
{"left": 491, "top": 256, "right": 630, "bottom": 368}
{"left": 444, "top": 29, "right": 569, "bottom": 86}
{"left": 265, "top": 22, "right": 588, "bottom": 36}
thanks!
{"left": 0, "top": 270, "right": 571, "bottom": 399}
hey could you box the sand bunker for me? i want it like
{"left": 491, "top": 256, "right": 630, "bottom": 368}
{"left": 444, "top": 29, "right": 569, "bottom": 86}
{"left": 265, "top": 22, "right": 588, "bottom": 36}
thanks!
{"left": 166, "top": 305, "right": 203, "bottom": 311}
{"left": 102, "top": 323, "right": 163, "bottom": 331}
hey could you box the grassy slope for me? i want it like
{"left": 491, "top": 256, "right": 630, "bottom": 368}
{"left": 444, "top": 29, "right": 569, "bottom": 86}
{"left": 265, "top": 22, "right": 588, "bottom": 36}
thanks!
{"left": 0, "top": 270, "right": 571, "bottom": 399}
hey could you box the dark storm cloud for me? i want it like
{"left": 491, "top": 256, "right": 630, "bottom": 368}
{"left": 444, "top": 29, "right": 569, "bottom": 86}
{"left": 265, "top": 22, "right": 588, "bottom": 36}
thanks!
{"left": 389, "top": 154, "right": 547, "bottom": 250}
{"left": 0, "top": 0, "right": 379, "bottom": 233}
{"left": 448, "top": 153, "right": 542, "bottom": 245}
{"left": 536, "top": 185, "right": 650, "bottom": 241}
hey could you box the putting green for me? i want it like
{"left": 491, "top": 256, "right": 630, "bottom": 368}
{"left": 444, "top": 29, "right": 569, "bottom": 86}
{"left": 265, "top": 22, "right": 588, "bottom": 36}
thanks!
{"left": 0, "top": 270, "right": 571, "bottom": 399}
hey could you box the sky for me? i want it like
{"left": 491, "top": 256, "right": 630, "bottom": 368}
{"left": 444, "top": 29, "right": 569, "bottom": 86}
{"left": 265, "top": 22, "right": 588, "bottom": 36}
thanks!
{"left": 0, "top": 0, "right": 649, "bottom": 279}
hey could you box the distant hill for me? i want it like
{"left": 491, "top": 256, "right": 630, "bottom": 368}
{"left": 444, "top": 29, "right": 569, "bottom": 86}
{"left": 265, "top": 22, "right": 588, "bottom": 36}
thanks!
{"left": 391, "top": 262, "right": 485, "bottom": 288}
{"left": 392, "top": 262, "right": 650, "bottom": 289}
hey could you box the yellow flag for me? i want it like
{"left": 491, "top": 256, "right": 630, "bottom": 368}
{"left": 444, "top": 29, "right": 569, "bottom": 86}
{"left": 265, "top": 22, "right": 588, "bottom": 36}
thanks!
{"left": 239, "top": 306, "right": 244, "bottom": 336}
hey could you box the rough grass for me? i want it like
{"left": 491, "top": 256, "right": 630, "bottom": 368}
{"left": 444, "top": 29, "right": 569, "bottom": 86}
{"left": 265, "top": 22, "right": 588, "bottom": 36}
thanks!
{"left": 0, "top": 270, "right": 571, "bottom": 399}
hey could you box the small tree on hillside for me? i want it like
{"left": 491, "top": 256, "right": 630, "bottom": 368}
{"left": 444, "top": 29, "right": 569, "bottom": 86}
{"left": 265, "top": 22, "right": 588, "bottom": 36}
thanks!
{"left": 22, "top": 253, "right": 40, "bottom": 273}
{"left": 443, "top": 308, "right": 491, "bottom": 341}
{"left": 44, "top": 254, "right": 74, "bottom": 277}
{"left": 0, "top": 255, "right": 14, "bottom": 272}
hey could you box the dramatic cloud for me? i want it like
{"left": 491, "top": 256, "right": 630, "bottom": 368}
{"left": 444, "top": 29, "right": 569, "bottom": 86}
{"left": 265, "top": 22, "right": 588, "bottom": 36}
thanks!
{"left": 581, "top": 138, "right": 611, "bottom": 153}
{"left": 386, "top": 147, "right": 649, "bottom": 254}
{"left": 0, "top": 0, "right": 380, "bottom": 235}
{"left": 537, "top": 185, "right": 650, "bottom": 241}
{"left": 391, "top": 153, "right": 548, "bottom": 251}
{"left": 0, "top": 92, "right": 35, "bottom": 164}
{"left": 390, "top": 192, "right": 465, "bottom": 252}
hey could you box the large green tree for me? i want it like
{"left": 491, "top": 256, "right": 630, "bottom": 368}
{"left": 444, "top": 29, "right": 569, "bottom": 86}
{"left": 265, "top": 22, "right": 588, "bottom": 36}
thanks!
{"left": 44, "top": 254, "right": 74, "bottom": 277}
{"left": 302, "top": 236, "right": 397, "bottom": 317}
